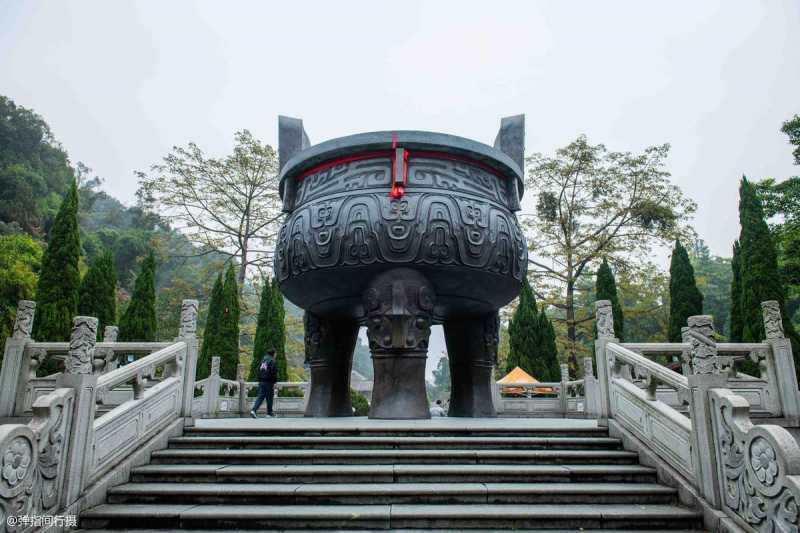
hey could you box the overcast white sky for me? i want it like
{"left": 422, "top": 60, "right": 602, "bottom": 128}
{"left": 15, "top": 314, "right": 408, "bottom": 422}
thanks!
{"left": 2, "top": 1, "right": 798, "bottom": 376}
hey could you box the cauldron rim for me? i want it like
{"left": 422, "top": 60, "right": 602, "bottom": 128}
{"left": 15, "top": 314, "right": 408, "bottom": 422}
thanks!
{"left": 278, "top": 130, "right": 524, "bottom": 202}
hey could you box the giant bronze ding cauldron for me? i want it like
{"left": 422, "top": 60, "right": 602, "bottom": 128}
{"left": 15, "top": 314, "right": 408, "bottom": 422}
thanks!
{"left": 273, "top": 115, "right": 527, "bottom": 419}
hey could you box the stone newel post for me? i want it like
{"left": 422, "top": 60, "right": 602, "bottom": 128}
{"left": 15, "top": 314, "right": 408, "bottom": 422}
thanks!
{"left": 57, "top": 316, "right": 99, "bottom": 509}
{"left": 0, "top": 300, "right": 36, "bottom": 417}
{"left": 179, "top": 299, "right": 199, "bottom": 419}
{"left": 684, "top": 315, "right": 725, "bottom": 508}
{"left": 761, "top": 301, "right": 800, "bottom": 424}
{"left": 593, "top": 300, "right": 618, "bottom": 426}
{"left": 583, "top": 357, "right": 599, "bottom": 418}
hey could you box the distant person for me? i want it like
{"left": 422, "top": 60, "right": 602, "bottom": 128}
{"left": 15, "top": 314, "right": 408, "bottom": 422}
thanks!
{"left": 250, "top": 349, "right": 278, "bottom": 418}
{"left": 429, "top": 399, "right": 446, "bottom": 417}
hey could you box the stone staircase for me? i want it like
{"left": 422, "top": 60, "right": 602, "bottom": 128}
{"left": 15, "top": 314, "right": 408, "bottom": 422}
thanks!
{"left": 79, "top": 419, "right": 705, "bottom": 531}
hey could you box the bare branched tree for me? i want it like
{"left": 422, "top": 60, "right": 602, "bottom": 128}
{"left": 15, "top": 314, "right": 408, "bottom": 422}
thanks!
{"left": 136, "top": 130, "right": 282, "bottom": 289}
{"left": 523, "top": 135, "right": 696, "bottom": 372}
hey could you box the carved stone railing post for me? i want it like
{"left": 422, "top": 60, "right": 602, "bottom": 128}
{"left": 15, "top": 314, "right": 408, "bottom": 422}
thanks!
{"left": 0, "top": 300, "right": 35, "bottom": 417}
{"left": 207, "top": 357, "right": 221, "bottom": 418}
{"left": 685, "top": 314, "right": 726, "bottom": 508}
{"left": 559, "top": 363, "right": 569, "bottom": 415}
{"left": 0, "top": 387, "right": 75, "bottom": 528}
{"left": 594, "top": 300, "right": 618, "bottom": 426}
{"left": 56, "top": 316, "right": 99, "bottom": 510}
{"left": 237, "top": 363, "right": 247, "bottom": 416}
{"left": 583, "top": 357, "right": 599, "bottom": 418}
{"left": 178, "top": 299, "right": 199, "bottom": 419}
{"left": 761, "top": 301, "right": 800, "bottom": 424}
{"left": 103, "top": 325, "right": 120, "bottom": 372}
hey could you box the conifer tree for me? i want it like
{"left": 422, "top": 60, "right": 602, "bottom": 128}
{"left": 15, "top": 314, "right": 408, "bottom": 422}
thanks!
{"left": 507, "top": 280, "right": 539, "bottom": 375}
{"left": 271, "top": 277, "right": 288, "bottom": 381}
{"left": 33, "top": 180, "right": 81, "bottom": 346}
{"left": 737, "top": 178, "right": 800, "bottom": 359}
{"left": 216, "top": 264, "right": 240, "bottom": 380}
{"left": 197, "top": 273, "right": 223, "bottom": 380}
{"left": 119, "top": 252, "right": 157, "bottom": 342}
{"left": 667, "top": 240, "right": 704, "bottom": 342}
{"left": 78, "top": 250, "right": 117, "bottom": 337}
{"left": 249, "top": 280, "right": 274, "bottom": 380}
{"left": 595, "top": 258, "right": 624, "bottom": 340}
{"left": 537, "top": 307, "right": 560, "bottom": 382}
{"left": 729, "top": 240, "right": 743, "bottom": 341}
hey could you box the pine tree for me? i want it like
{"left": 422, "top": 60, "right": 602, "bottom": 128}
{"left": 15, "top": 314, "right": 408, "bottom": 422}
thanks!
{"left": 729, "top": 240, "right": 743, "bottom": 342}
{"left": 78, "top": 250, "right": 117, "bottom": 337}
{"left": 216, "top": 264, "right": 240, "bottom": 380}
{"left": 595, "top": 258, "right": 624, "bottom": 340}
{"left": 737, "top": 178, "right": 800, "bottom": 359}
{"left": 507, "top": 280, "right": 539, "bottom": 375}
{"left": 197, "top": 273, "right": 223, "bottom": 380}
{"left": 668, "top": 240, "right": 704, "bottom": 342}
{"left": 33, "top": 180, "right": 81, "bottom": 343}
{"left": 271, "top": 277, "right": 288, "bottom": 381}
{"left": 119, "top": 252, "right": 157, "bottom": 342}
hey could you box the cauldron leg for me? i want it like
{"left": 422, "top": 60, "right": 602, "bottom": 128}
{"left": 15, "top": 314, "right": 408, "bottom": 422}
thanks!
{"left": 364, "top": 268, "right": 435, "bottom": 419}
{"left": 445, "top": 311, "right": 499, "bottom": 417}
{"left": 303, "top": 312, "right": 358, "bottom": 417}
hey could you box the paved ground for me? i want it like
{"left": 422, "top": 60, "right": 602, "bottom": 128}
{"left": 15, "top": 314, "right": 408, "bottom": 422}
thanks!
{"left": 193, "top": 417, "right": 600, "bottom": 431}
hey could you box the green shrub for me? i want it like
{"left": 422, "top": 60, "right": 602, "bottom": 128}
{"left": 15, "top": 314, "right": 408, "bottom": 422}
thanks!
{"left": 278, "top": 387, "right": 304, "bottom": 398}
{"left": 351, "top": 389, "right": 369, "bottom": 416}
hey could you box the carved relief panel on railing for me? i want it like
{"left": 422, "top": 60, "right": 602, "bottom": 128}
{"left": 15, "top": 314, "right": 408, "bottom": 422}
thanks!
{"left": 710, "top": 388, "right": 800, "bottom": 532}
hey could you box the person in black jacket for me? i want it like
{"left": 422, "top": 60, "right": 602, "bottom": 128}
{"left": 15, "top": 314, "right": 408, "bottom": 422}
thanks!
{"left": 250, "top": 348, "right": 278, "bottom": 418}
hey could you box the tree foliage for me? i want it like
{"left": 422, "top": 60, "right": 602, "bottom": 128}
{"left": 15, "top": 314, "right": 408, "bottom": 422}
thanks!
{"left": 119, "top": 252, "right": 157, "bottom": 342}
{"left": 690, "top": 240, "right": 732, "bottom": 337}
{"left": 217, "top": 264, "right": 241, "bottom": 380}
{"left": 0, "top": 96, "right": 73, "bottom": 235}
{"left": 729, "top": 241, "right": 744, "bottom": 342}
{"left": 595, "top": 258, "right": 624, "bottom": 339}
{"left": 78, "top": 249, "right": 117, "bottom": 336}
{"left": 32, "top": 181, "right": 81, "bottom": 350}
{"left": 507, "top": 280, "right": 560, "bottom": 381}
{"left": 524, "top": 135, "right": 696, "bottom": 371}
{"left": 781, "top": 114, "right": 800, "bottom": 166}
{"left": 136, "top": 131, "right": 282, "bottom": 288}
{"left": 0, "top": 234, "right": 42, "bottom": 367}
{"left": 667, "top": 240, "right": 704, "bottom": 342}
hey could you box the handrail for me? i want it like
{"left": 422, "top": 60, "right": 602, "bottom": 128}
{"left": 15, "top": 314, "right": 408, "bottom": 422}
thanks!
{"left": 620, "top": 342, "right": 769, "bottom": 357}
{"left": 27, "top": 341, "right": 173, "bottom": 354}
{"left": 608, "top": 342, "right": 689, "bottom": 393}
{"left": 97, "top": 341, "right": 186, "bottom": 391}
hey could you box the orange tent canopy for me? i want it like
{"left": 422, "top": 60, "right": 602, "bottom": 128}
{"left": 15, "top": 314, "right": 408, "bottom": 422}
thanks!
{"left": 497, "top": 366, "right": 553, "bottom": 394}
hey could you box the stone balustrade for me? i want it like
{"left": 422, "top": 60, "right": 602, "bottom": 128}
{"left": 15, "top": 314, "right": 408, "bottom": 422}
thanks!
{"left": 595, "top": 298, "right": 800, "bottom": 531}
{"left": 0, "top": 300, "right": 198, "bottom": 529}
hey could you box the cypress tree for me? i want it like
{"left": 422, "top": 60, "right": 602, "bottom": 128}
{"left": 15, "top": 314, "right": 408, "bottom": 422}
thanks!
{"left": 737, "top": 178, "right": 800, "bottom": 359}
{"left": 248, "top": 278, "right": 288, "bottom": 381}
{"left": 197, "top": 273, "right": 223, "bottom": 380}
{"left": 249, "top": 280, "right": 274, "bottom": 380}
{"left": 33, "top": 180, "right": 81, "bottom": 343}
{"left": 507, "top": 279, "right": 539, "bottom": 375}
{"left": 595, "top": 258, "right": 624, "bottom": 340}
{"left": 217, "top": 264, "right": 240, "bottom": 380}
{"left": 729, "top": 240, "right": 743, "bottom": 342}
{"left": 118, "top": 252, "right": 157, "bottom": 342}
{"left": 537, "top": 307, "right": 560, "bottom": 382}
{"left": 668, "top": 240, "right": 704, "bottom": 342}
{"left": 78, "top": 250, "right": 117, "bottom": 337}
{"left": 271, "top": 277, "right": 288, "bottom": 381}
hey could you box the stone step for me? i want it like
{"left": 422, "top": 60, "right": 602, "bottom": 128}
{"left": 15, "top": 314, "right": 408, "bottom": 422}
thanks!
{"left": 149, "top": 448, "right": 638, "bottom": 465}
{"left": 130, "top": 463, "right": 658, "bottom": 484}
{"left": 79, "top": 503, "right": 703, "bottom": 530}
{"left": 78, "top": 530, "right": 709, "bottom": 533}
{"left": 184, "top": 427, "right": 609, "bottom": 438}
{"left": 107, "top": 482, "right": 678, "bottom": 505}
{"left": 167, "top": 435, "right": 623, "bottom": 450}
